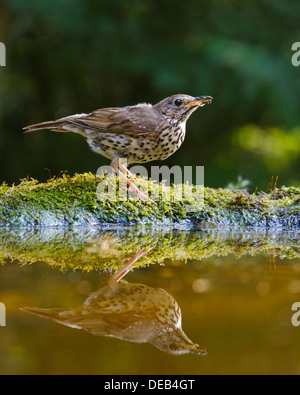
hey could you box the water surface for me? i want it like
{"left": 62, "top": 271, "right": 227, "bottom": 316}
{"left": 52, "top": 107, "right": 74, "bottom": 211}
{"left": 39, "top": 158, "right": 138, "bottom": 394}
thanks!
{"left": 0, "top": 228, "right": 299, "bottom": 375}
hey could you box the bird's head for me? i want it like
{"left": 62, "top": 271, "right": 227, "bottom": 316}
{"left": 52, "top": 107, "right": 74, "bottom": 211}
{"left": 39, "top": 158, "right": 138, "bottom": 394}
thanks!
{"left": 150, "top": 327, "right": 208, "bottom": 356}
{"left": 154, "top": 94, "right": 213, "bottom": 125}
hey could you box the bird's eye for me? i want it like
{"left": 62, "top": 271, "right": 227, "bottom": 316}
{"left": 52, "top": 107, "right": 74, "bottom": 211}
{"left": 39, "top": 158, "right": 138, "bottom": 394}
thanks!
{"left": 169, "top": 344, "right": 178, "bottom": 352}
{"left": 174, "top": 99, "right": 182, "bottom": 106}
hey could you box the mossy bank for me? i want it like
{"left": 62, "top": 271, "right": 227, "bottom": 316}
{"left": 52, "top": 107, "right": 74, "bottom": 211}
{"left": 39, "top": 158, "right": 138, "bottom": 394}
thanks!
{"left": 0, "top": 173, "right": 299, "bottom": 228}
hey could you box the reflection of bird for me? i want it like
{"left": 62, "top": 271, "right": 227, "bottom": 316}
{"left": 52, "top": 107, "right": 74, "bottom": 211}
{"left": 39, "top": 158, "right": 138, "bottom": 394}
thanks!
{"left": 24, "top": 94, "right": 212, "bottom": 203}
{"left": 21, "top": 280, "right": 207, "bottom": 356}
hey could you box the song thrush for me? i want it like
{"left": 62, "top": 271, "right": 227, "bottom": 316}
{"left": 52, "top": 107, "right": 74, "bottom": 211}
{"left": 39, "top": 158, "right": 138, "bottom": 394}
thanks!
{"left": 21, "top": 248, "right": 207, "bottom": 356}
{"left": 24, "top": 94, "right": 213, "bottom": 203}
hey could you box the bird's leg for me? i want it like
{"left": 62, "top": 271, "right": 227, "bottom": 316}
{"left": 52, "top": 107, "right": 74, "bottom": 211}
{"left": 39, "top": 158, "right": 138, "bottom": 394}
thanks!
{"left": 112, "top": 167, "right": 148, "bottom": 203}
{"left": 118, "top": 162, "right": 137, "bottom": 180}
{"left": 110, "top": 157, "right": 157, "bottom": 205}
{"left": 109, "top": 247, "right": 155, "bottom": 285}
{"left": 119, "top": 162, "right": 154, "bottom": 187}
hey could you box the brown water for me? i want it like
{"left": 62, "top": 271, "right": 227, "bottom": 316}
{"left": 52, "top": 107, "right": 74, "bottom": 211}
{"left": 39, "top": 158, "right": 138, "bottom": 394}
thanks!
{"left": 0, "top": 228, "right": 300, "bottom": 375}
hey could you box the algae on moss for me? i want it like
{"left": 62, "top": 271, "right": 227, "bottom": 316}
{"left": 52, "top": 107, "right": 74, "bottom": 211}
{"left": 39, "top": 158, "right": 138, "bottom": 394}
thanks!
{"left": 0, "top": 173, "right": 299, "bottom": 228}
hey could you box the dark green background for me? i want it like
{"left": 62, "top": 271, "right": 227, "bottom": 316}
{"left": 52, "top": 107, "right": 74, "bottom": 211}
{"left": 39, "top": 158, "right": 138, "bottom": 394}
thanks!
{"left": 0, "top": 0, "right": 299, "bottom": 190}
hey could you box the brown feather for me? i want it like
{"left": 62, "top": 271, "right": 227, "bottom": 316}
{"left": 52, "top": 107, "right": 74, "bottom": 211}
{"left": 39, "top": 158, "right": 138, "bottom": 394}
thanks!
{"left": 63, "top": 106, "right": 159, "bottom": 137}
{"left": 23, "top": 120, "right": 68, "bottom": 133}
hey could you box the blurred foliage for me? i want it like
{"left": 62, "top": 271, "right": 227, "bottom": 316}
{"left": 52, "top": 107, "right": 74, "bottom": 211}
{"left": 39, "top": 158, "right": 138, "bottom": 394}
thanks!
{"left": 234, "top": 125, "right": 300, "bottom": 173}
{"left": 0, "top": 0, "right": 299, "bottom": 190}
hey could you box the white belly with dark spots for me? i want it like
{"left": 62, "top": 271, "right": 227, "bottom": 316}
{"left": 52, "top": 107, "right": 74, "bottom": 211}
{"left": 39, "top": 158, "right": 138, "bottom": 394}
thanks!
{"left": 85, "top": 122, "right": 186, "bottom": 164}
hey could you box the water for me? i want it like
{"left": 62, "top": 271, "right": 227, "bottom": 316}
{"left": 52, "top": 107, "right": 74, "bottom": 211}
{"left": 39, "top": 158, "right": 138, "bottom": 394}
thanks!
{"left": 0, "top": 228, "right": 299, "bottom": 375}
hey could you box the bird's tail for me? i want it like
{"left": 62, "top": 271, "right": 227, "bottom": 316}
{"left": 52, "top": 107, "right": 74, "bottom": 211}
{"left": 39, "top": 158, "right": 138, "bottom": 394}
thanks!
{"left": 23, "top": 119, "right": 67, "bottom": 133}
{"left": 20, "top": 306, "right": 85, "bottom": 331}
{"left": 20, "top": 305, "right": 63, "bottom": 320}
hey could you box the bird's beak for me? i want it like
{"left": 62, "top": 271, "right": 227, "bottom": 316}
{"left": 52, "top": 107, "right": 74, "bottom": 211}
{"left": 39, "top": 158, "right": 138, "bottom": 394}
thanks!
{"left": 184, "top": 96, "right": 213, "bottom": 108}
{"left": 180, "top": 342, "right": 208, "bottom": 356}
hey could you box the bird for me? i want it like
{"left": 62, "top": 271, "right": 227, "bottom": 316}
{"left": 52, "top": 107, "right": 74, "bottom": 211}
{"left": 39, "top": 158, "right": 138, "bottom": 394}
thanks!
{"left": 21, "top": 248, "right": 207, "bottom": 356}
{"left": 21, "top": 280, "right": 207, "bottom": 356}
{"left": 24, "top": 94, "right": 213, "bottom": 203}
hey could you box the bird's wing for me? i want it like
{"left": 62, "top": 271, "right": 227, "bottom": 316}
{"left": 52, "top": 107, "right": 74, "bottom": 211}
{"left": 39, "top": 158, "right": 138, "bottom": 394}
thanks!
{"left": 67, "top": 106, "right": 159, "bottom": 137}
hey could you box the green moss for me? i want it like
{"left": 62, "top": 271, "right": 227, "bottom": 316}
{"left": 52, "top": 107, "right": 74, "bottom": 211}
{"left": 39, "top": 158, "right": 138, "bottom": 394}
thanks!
{"left": 0, "top": 228, "right": 299, "bottom": 273}
{"left": 0, "top": 173, "right": 299, "bottom": 228}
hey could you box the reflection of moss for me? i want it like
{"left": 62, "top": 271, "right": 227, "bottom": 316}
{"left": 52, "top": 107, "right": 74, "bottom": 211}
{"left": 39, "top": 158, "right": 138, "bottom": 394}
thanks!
{"left": 0, "top": 173, "right": 299, "bottom": 228}
{"left": 0, "top": 228, "right": 299, "bottom": 272}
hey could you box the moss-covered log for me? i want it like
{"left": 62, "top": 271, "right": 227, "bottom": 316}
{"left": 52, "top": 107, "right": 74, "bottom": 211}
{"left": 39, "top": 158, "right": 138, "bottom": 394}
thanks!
{"left": 0, "top": 173, "right": 299, "bottom": 228}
